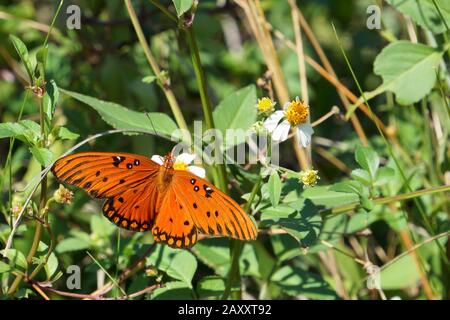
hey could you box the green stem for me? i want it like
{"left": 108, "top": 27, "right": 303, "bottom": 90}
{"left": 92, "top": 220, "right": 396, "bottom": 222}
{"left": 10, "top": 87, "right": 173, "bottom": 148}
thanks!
{"left": 43, "top": 0, "right": 64, "bottom": 47}
{"left": 323, "top": 184, "right": 450, "bottom": 218}
{"left": 124, "top": 0, "right": 190, "bottom": 142}
{"left": 184, "top": 27, "right": 228, "bottom": 191}
{"left": 8, "top": 98, "right": 48, "bottom": 296}
{"left": 222, "top": 176, "right": 262, "bottom": 300}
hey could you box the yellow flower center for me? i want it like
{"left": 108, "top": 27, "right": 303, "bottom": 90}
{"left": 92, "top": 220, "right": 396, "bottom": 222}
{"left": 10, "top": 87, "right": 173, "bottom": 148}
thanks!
{"left": 173, "top": 160, "right": 188, "bottom": 171}
{"left": 257, "top": 97, "right": 275, "bottom": 114}
{"left": 285, "top": 99, "right": 309, "bottom": 126}
{"left": 300, "top": 169, "right": 319, "bottom": 187}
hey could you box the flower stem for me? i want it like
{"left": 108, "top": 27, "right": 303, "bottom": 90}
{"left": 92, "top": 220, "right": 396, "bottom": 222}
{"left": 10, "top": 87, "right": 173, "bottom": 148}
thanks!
{"left": 222, "top": 176, "right": 262, "bottom": 300}
{"left": 7, "top": 96, "right": 47, "bottom": 296}
{"left": 124, "top": 0, "right": 190, "bottom": 142}
{"left": 184, "top": 26, "right": 228, "bottom": 191}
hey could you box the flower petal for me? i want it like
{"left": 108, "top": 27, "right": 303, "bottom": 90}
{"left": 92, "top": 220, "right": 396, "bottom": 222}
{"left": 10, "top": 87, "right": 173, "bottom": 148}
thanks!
{"left": 272, "top": 120, "right": 291, "bottom": 142}
{"left": 263, "top": 110, "right": 284, "bottom": 132}
{"left": 188, "top": 165, "right": 206, "bottom": 178}
{"left": 151, "top": 155, "right": 164, "bottom": 165}
{"left": 297, "top": 124, "right": 314, "bottom": 147}
{"left": 176, "top": 152, "right": 196, "bottom": 165}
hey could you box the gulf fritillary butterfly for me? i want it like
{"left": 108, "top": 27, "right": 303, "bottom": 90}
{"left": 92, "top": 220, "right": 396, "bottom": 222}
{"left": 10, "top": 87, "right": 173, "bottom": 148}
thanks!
{"left": 51, "top": 152, "right": 258, "bottom": 248}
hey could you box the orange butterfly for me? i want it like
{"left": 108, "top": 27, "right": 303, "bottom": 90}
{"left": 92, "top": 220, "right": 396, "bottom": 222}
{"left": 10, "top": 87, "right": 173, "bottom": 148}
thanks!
{"left": 51, "top": 152, "right": 258, "bottom": 248}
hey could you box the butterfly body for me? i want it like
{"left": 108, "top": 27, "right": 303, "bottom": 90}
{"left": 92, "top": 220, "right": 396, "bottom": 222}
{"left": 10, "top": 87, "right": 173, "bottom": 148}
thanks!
{"left": 51, "top": 152, "right": 257, "bottom": 248}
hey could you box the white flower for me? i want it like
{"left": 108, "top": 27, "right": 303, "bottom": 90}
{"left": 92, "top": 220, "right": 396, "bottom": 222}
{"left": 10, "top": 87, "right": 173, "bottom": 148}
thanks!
{"left": 151, "top": 153, "right": 205, "bottom": 178}
{"left": 263, "top": 96, "right": 314, "bottom": 147}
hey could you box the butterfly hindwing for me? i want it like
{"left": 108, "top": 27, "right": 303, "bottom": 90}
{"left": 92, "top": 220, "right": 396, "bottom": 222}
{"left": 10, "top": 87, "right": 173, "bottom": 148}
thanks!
{"left": 151, "top": 185, "right": 198, "bottom": 248}
{"left": 171, "top": 171, "right": 258, "bottom": 241}
{"left": 102, "top": 180, "right": 159, "bottom": 232}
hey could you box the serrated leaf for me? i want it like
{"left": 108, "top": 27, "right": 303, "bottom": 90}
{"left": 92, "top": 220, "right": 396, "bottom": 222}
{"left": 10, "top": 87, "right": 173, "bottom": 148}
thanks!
{"left": 146, "top": 245, "right": 197, "bottom": 287}
{"left": 60, "top": 89, "right": 181, "bottom": 140}
{"left": 172, "top": 0, "right": 194, "bottom": 17}
{"left": 386, "top": 0, "right": 450, "bottom": 34}
{"left": 9, "top": 35, "right": 34, "bottom": 83}
{"left": 30, "top": 146, "right": 54, "bottom": 166}
{"left": 268, "top": 171, "right": 282, "bottom": 207}
{"left": 56, "top": 126, "right": 79, "bottom": 140}
{"left": 355, "top": 146, "right": 379, "bottom": 180}
{"left": 213, "top": 85, "right": 257, "bottom": 147}
{"left": 373, "top": 41, "right": 445, "bottom": 105}
{"left": 0, "top": 120, "right": 41, "bottom": 144}
{"left": 1, "top": 249, "right": 28, "bottom": 270}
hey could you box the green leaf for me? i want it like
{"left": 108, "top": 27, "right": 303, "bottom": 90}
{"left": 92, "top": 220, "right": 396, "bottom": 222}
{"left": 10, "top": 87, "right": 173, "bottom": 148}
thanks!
{"left": 35, "top": 46, "right": 48, "bottom": 86}
{"left": 373, "top": 41, "right": 445, "bottom": 105}
{"left": 261, "top": 199, "right": 322, "bottom": 247}
{"left": 60, "top": 89, "right": 181, "bottom": 140}
{"left": 56, "top": 238, "right": 91, "bottom": 253}
{"left": 386, "top": 0, "right": 450, "bottom": 34}
{"left": 30, "top": 146, "right": 54, "bottom": 166}
{"left": 380, "top": 254, "right": 420, "bottom": 289}
{"left": 0, "top": 120, "right": 41, "bottom": 144}
{"left": 351, "top": 169, "right": 372, "bottom": 186}
{"left": 0, "top": 260, "right": 11, "bottom": 274}
{"left": 268, "top": 171, "right": 282, "bottom": 207}
{"left": 172, "top": 0, "right": 194, "bottom": 17}
{"left": 44, "top": 252, "right": 58, "bottom": 279}
{"left": 374, "top": 167, "right": 395, "bottom": 186}
{"left": 146, "top": 245, "right": 197, "bottom": 287}
{"left": 150, "top": 281, "right": 193, "bottom": 300}
{"left": 9, "top": 35, "right": 34, "bottom": 83}
{"left": 192, "top": 238, "right": 260, "bottom": 277}
{"left": 271, "top": 265, "right": 338, "bottom": 299}
{"left": 90, "top": 215, "right": 116, "bottom": 238}
{"left": 197, "top": 276, "right": 226, "bottom": 298}
{"left": 330, "top": 180, "right": 364, "bottom": 195}
{"left": 142, "top": 75, "right": 157, "bottom": 84}
{"left": 43, "top": 80, "right": 59, "bottom": 120}
{"left": 302, "top": 186, "right": 359, "bottom": 208}
{"left": 355, "top": 146, "right": 379, "bottom": 180}
{"left": 0, "top": 249, "right": 28, "bottom": 270}
{"left": 213, "top": 85, "right": 257, "bottom": 147}
{"left": 55, "top": 126, "right": 79, "bottom": 140}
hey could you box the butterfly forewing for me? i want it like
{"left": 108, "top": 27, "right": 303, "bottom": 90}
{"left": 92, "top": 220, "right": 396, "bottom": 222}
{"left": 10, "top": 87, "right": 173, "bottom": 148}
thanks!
{"left": 52, "top": 152, "right": 160, "bottom": 231}
{"left": 171, "top": 171, "right": 258, "bottom": 241}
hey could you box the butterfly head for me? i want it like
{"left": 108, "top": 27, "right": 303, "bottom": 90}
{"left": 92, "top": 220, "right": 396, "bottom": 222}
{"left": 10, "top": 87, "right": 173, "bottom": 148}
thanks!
{"left": 162, "top": 153, "right": 174, "bottom": 169}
